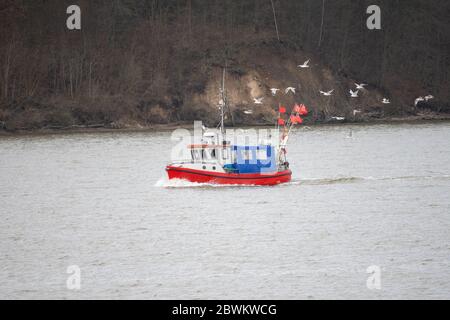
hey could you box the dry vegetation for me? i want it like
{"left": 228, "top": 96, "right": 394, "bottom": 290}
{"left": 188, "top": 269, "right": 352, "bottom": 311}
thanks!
{"left": 0, "top": 0, "right": 449, "bottom": 131}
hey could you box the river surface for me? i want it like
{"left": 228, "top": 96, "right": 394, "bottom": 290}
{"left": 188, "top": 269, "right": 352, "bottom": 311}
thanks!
{"left": 1, "top": 122, "right": 450, "bottom": 299}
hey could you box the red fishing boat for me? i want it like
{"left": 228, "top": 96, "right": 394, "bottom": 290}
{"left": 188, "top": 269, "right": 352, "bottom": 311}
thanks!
{"left": 166, "top": 69, "right": 308, "bottom": 186}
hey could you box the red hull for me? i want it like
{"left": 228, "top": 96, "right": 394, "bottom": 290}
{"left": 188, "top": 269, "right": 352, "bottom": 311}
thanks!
{"left": 166, "top": 166, "right": 292, "bottom": 186}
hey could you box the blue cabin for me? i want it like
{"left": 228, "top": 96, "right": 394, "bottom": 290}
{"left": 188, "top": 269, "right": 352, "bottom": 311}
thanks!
{"left": 223, "top": 145, "right": 276, "bottom": 174}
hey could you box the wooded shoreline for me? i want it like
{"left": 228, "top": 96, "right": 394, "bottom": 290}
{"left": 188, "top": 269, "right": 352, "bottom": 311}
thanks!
{"left": 2, "top": 113, "right": 450, "bottom": 136}
{"left": 1, "top": 1, "right": 449, "bottom": 134}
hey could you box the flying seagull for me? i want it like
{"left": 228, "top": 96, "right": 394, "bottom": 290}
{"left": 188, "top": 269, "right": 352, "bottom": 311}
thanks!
{"left": 355, "top": 83, "right": 368, "bottom": 90}
{"left": 349, "top": 89, "right": 359, "bottom": 98}
{"left": 353, "top": 109, "right": 362, "bottom": 116}
{"left": 414, "top": 97, "right": 425, "bottom": 106}
{"left": 253, "top": 97, "right": 264, "bottom": 104}
{"left": 285, "top": 87, "right": 296, "bottom": 94}
{"left": 270, "top": 88, "right": 280, "bottom": 96}
{"left": 298, "top": 59, "right": 310, "bottom": 68}
{"left": 382, "top": 98, "right": 391, "bottom": 104}
{"left": 320, "top": 89, "right": 334, "bottom": 96}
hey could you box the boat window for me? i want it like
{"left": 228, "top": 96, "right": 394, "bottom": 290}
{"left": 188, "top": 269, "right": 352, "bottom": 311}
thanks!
{"left": 242, "top": 150, "right": 252, "bottom": 161}
{"left": 257, "top": 149, "right": 268, "bottom": 160}
{"left": 205, "top": 149, "right": 216, "bottom": 160}
{"left": 222, "top": 148, "right": 228, "bottom": 160}
{"left": 192, "top": 150, "right": 201, "bottom": 161}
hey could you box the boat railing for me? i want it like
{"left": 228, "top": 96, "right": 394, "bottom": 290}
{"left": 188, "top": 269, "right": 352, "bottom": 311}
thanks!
{"left": 170, "top": 160, "right": 223, "bottom": 165}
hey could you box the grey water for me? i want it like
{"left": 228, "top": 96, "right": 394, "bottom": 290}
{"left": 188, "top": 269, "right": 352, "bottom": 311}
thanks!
{"left": 1, "top": 122, "right": 450, "bottom": 299}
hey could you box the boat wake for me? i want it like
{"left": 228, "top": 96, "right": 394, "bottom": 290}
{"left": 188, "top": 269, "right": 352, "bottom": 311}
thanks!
{"left": 289, "top": 176, "right": 365, "bottom": 186}
{"left": 290, "top": 174, "right": 450, "bottom": 186}
{"left": 155, "top": 174, "right": 450, "bottom": 188}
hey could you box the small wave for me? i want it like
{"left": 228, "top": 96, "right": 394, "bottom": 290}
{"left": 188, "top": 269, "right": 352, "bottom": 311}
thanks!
{"left": 291, "top": 176, "right": 365, "bottom": 186}
{"left": 379, "top": 175, "right": 450, "bottom": 182}
{"left": 292, "top": 174, "right": 450, "bottom": 186}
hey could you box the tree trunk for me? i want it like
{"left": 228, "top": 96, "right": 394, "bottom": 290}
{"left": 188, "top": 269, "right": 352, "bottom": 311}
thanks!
{"left": 318, "top": 0, "right": 326, "bottom": 48}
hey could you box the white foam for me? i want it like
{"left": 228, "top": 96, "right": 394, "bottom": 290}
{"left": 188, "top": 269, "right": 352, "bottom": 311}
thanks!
{"left": 154, "top": 177, "right": 203, "bottom": 188}
{"left": 154, "top": 177, "right": 271, "bottom": 189}
{"left": 155, "top": 177, "right": 228, "bottom": 188}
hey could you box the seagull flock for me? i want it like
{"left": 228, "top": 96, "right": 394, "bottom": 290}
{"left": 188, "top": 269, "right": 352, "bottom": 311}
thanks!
{"left": 250, "top": 58, "right": 435, "bottom": 109}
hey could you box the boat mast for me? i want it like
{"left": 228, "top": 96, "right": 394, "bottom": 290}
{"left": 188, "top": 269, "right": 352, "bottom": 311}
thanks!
{"left": 220, "top": 67, "right": 227, "bottom": 145}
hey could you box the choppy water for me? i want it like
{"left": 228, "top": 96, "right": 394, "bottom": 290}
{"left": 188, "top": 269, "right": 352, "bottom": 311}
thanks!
{"left": 1, "top": 122, "right": 450, "bottom": 299}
